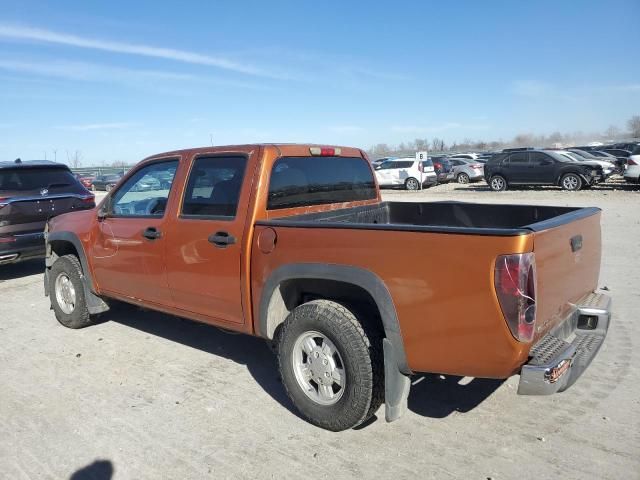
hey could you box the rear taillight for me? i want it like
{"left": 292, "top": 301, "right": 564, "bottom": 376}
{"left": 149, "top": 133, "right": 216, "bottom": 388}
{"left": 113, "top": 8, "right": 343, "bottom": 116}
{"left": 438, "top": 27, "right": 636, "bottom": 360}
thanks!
{"left": 471, "top": 164, "right": 483, "bottom": 169}
{"left": 628, "top": 158, "right": 638, "bottom": 166}
{"left": 0, "top": 235, "right": 16, "bottom": 243}
{"left": 0, "top": 197, "right": 10, "bottom": 208}
{"left": 80, "top": 195, "right": 95, "bottom": 207}
{"left": 494, "top": 252, "right": 537, "bottom": 342}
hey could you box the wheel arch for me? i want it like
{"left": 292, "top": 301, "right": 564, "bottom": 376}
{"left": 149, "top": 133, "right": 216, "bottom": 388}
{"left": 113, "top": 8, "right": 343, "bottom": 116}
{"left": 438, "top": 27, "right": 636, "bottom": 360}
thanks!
{"left": 258, "top": 263, "right": 410, "bottom": 375}
{"left": 46, "top": 232, "right": 109, "bottom": 314}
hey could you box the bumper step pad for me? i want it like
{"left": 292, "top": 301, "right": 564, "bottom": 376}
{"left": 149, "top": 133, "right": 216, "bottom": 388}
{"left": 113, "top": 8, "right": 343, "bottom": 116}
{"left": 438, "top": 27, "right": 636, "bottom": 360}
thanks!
{"left": 518, "top": 291, "right": 611, "bottom": 395}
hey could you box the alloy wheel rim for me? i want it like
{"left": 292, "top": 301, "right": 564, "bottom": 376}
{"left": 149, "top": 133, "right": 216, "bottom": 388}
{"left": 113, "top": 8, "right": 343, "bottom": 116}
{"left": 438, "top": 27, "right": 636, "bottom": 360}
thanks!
{"left": 55, "top": 273, "right": 76, "bottom": 315}
{"left": 292, "top": 331, "right": 346, "bottom": 406}
{"left": 491, "top": 177, "right": 504, "bottom": 190}
{"left": 459, "top": 174, "right": 469, "bottom": 184}
{"left": 407, "top": 179, "right": 419, "bottom": 190}
{"left": 564, "top": 175, "right": 579, "bottom": 190}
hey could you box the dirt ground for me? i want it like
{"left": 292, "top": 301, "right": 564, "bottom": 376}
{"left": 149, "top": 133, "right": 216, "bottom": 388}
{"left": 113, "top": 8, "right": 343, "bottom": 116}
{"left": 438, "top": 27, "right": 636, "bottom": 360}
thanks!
{"left": 1, "top": 179, "right": 638, "bottom": 479}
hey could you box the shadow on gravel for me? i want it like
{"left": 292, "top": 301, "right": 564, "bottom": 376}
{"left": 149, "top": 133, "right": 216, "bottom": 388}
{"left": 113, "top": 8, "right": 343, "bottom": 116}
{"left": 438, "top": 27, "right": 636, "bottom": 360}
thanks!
{"left": 70, "top": 459, "right": 113, "bottom": 480}
{"left": 100, "top": 302, "right": 303, "bottom": 420}
{"left": 0, "top": 258, "right": 44, "bottom": 282}
{"left": 408, "top": 374, "right": 503, "bottom": 418}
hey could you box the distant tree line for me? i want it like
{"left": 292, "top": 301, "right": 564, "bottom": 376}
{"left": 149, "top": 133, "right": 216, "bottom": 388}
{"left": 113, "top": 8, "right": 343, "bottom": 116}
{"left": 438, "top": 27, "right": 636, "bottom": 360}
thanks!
{"left": 368, "top": 115, "right": 640, "bottom": 159}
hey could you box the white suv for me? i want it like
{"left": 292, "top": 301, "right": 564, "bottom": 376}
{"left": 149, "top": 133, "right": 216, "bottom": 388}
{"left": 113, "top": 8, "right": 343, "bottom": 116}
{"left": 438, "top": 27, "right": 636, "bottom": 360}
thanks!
{"left": 624, "top": 145, "right": 640, "bottom": 184}
{"left": 374, "top": 157, "right": 437, "bottom": 190}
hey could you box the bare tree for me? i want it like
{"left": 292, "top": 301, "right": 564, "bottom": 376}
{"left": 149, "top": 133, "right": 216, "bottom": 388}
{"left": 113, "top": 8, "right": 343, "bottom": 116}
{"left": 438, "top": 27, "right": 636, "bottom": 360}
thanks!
{"left": 627, "top": 116, "right": 640, "bottom": 138}
{"left": 604, "top": 125, "right": 620, "bottom": 139}
{"left": 69, "top": 150, "right": 83, "bottom": 169}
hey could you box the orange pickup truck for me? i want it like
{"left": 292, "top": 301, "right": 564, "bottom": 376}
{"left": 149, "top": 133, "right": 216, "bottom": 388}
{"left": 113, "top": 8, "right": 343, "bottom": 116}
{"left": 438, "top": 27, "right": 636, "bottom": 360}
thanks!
{"left": 44, "top": 144, "right": 611, "bottom": 431}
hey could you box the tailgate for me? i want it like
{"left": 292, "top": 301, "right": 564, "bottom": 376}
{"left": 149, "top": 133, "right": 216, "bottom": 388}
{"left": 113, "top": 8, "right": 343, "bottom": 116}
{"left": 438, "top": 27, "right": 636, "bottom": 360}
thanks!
{"left": 531, "top": 211, "right": 601, "bottom": 342}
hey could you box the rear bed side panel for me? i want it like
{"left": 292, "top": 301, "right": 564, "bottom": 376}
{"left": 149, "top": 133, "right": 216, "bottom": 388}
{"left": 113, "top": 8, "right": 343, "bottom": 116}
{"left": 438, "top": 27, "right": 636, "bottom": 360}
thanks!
{"left": 251, "top": 226, "right": 534, "bottom": 379}
{"left": 531, "top": 212, "right": 602, "bottom": 342}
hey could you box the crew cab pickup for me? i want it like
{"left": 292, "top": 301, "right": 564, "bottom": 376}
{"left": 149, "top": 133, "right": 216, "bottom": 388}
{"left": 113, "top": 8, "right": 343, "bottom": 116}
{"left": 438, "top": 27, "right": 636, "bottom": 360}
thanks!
{"left": 44, "top": 144, "right": 611, "bottom": 431}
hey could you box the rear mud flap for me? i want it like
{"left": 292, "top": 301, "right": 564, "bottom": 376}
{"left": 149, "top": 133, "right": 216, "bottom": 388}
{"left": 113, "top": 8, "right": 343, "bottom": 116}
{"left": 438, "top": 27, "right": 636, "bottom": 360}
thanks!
{"left": 383, "top": 338, "right": 411, "bottom": 422}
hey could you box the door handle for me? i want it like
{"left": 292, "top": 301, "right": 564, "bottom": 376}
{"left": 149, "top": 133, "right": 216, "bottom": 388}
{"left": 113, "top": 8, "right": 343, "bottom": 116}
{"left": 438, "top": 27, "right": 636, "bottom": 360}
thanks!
{"left": 208, "top": 231, "right": 236, "bottom": 248}
{"left": 142, "top": 227, "right": 161, "bottom": 240}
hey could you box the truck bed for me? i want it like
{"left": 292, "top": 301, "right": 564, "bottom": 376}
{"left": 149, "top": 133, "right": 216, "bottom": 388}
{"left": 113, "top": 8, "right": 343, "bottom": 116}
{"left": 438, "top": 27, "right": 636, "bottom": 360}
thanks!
{"left": 254, "top": 200, "right": 602, "bottom": 377}
{"left": 260, "top": 201, "right": 600, "bottom": 235}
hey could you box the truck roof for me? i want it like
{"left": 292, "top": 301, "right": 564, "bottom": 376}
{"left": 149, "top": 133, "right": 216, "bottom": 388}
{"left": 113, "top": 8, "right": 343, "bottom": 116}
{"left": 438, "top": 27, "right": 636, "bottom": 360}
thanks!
{"left": 145, "top": 144, "right": 366, "bottom": 161}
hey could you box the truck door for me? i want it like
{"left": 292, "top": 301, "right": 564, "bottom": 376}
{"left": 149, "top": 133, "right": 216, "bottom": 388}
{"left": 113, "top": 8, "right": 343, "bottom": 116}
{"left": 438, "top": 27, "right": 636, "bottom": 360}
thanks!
{"left": 91, "top": 159, "right": 179, "bottom": 304}
{"left": 164, "top": 151, "right": 257, "bottom": 325}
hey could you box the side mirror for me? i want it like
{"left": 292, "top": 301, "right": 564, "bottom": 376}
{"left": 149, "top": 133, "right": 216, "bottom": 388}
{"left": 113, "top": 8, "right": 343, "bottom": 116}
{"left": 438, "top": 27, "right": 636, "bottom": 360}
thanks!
{"left": 97, "top": 197, "right": 111, "bottom": 221}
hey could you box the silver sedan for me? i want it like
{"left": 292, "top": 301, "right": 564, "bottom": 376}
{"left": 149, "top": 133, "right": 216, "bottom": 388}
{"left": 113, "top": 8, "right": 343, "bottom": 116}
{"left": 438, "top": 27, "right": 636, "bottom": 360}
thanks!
{"left": 449, "top": 158, "right": 485, "bottom": 184}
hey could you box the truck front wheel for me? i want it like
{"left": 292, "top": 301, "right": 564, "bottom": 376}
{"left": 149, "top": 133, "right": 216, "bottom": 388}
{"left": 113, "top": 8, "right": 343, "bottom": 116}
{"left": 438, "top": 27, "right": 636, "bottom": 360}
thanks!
{"left": 277, "top": 300, "right": 384, "bottom": 431}
{"left": 49, "top": 254, "right": 92, "bottom": 329}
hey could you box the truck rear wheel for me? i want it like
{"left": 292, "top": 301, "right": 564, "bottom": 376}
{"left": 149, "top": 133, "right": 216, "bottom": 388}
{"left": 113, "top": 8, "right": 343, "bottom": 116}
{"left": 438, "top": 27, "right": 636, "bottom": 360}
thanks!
{"left": 49, "top": 254, "right": 92, "bottom": 329}
{"left": 277, "top": 300, "right": 384, "bottom": 431}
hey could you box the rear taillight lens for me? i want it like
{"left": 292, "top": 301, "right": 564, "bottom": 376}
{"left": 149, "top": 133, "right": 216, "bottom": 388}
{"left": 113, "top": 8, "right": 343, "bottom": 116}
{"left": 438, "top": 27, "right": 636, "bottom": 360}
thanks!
{"left": 0, "top": 197, "right": 10, "bottom": 208}
{"left": 628, "top": 158, "right": 638, "bottom": 166}
{"left": 0, "top": 235, "right": 16, "bottom": 243}
{"left": 80, "top": 195, "right": 95, "bottom": 207}
{"left": 471, "top": 164, "right": 483, "bottom": 169}
{"left": 494, "top": 252, "right": 537, "bottom": 342}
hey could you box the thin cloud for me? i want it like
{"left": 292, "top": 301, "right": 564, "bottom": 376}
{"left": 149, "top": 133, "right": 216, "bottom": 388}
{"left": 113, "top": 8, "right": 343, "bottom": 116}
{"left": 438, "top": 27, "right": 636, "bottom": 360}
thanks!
{"left": 0, "top": 58, "right": 270, "bottom": 91}
{"left": 56, "top": 122, "right": 138, "bottom": 131}
{"left": 390, "top": 122, "right": 489, "bottom": 134}
{"left": 512, "top": 80, "right": 553, "bottom": 97}
{"left": 327, "top": 125, "right": 365, "bottom": 133}
{"left": 0, "top": 23, "right": 287, "bottom": 79}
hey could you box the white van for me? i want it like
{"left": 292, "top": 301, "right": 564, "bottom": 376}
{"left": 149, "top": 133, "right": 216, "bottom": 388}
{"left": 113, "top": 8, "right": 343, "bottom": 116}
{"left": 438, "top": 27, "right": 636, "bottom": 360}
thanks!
{"left": 374, "top": 157, "right": 437, "bottom": 190}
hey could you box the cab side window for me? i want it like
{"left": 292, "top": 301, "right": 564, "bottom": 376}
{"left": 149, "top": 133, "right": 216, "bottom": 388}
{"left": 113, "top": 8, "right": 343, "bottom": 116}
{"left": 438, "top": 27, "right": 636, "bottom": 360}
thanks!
{"left": 111, "top": 160, "right": 178, "bottom": 217}
{"left": 181, "top": 156, "right": 247, "bottom": 218}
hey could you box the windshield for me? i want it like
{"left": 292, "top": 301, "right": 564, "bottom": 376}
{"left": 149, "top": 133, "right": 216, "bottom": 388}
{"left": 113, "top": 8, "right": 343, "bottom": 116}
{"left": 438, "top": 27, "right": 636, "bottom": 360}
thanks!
{"left": 0, "top": 167, "right": 76, "bottom": 191}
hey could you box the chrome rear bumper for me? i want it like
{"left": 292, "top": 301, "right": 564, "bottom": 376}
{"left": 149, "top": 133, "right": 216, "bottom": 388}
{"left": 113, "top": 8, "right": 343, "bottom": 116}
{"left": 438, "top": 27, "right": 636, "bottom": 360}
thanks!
{"left": 518, "top": 291, "right": 611, "bottom": 395}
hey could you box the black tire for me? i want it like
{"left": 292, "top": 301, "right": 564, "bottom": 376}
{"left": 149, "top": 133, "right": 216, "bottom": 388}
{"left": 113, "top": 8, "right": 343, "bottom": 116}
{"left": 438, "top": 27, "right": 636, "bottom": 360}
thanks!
{"left": 278, "top": 300, "right": 384, "bottom": 431}
{"left": 457, "top": 172, "right": 470, "bottom": 184}
{"left": 489, "top": 175, "right": 507, "bottom": 191}
{"left": 405, "top": 177, "right": 420, "bottom": 190}
{"left": 49, "top": 254, "right": 92, "bottom": 329}
{"left": 560, "top": 173, "right": 583, "bottom": 191}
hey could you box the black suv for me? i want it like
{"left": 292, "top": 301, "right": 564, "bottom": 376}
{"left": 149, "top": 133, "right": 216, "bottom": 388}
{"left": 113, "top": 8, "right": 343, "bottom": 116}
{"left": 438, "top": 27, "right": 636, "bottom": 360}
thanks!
{"left": 484, "top": 148, "right": 602, "bottom": 191}
{"left": 0, "top": 160, "right": 95, "bottom": 265}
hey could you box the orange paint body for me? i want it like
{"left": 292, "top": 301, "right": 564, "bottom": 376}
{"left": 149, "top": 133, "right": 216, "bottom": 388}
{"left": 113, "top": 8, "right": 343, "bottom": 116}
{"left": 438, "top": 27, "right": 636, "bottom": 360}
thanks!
{"left": 48, "top": 144, "right": 602, "bottom": 378}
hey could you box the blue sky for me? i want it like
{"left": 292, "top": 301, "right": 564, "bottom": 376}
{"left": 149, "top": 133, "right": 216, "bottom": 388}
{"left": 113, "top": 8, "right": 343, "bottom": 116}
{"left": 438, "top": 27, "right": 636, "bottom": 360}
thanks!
{"left": 0, "top": 0, "right": 639, "bottom": 164}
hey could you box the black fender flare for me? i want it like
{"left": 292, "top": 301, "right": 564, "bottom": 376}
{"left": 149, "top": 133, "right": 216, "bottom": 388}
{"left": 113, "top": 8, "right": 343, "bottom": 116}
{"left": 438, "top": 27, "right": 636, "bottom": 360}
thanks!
{"left": 258, "top": 263, "right": 410, "bottom": 375}
{"left": 45, "top": 231, "right": 109, "bottom": 314}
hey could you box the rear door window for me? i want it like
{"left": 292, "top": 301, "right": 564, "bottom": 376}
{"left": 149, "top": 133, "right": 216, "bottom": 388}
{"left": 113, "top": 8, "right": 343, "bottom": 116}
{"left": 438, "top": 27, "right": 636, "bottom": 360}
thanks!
{"left": 268, "top": 156, "right": 376, "bottom": 210}
{"left": 182, "top": 156, "right": 247, "bottom": 218}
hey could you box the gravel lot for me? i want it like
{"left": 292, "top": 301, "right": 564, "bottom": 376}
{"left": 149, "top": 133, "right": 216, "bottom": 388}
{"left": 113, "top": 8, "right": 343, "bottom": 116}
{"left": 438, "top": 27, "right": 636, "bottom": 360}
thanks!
{"left": 1, "top": 179, "right": 638, "bottom": 479}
